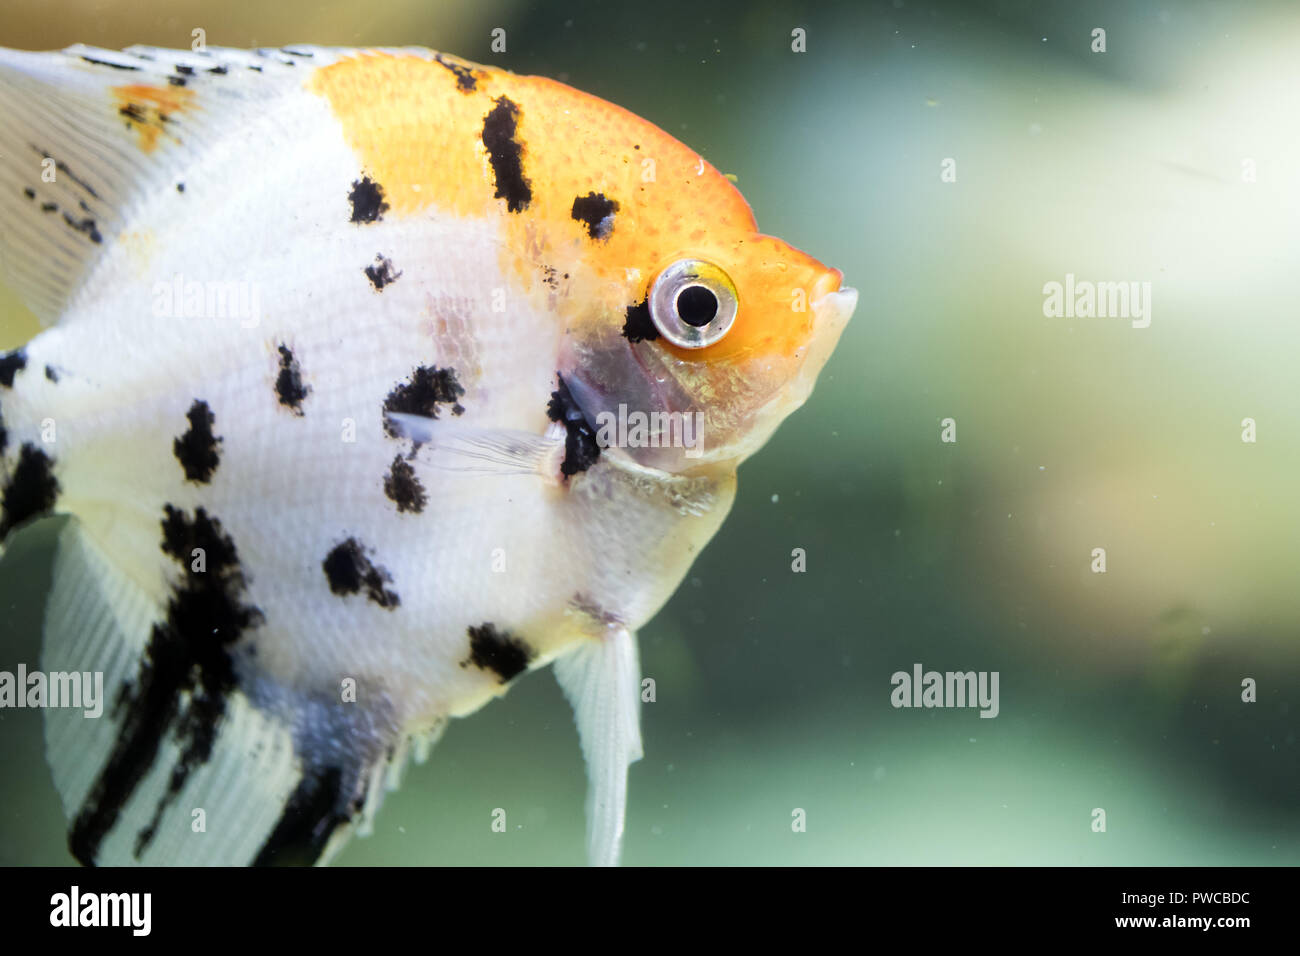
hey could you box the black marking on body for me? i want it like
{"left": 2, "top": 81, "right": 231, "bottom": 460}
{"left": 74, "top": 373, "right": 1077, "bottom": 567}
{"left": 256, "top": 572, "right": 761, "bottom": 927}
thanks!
{"left": 435, "top": 53, "right": 480, "bottom": 92}
{"left": 384, "top": 456, "right": 427, "bottom": 514}
{"left": 461, "top": 623, "right": 533, "bottom": 684}
{"left": 547, "top": 374, "right": 601, "bottom": 478}
{"left": 275, "top": 345, "right": 311, "bottom": 415}
{"left": 167, "top": 75, "right": 187, "bottom": 87}
{"left": 482, "top": 96, "right": 532, "bottom": 213}
{"left": 0, "top": 348, "right": 27, "bottom": 388}
{"left": 0, "top": 443, "right": 59, "bottom": 539}
{"left": 79, "top": 54, "right": 139, "bottom": 71}
{"left": 348, "top": 176, "right": 388, "bottom": 223}
{"left": 382, "top": 366, "right": 465, "bottom": 438}
{"left": 61, "top": 212, "right": 103, "bottom": 244}
{"left": 44, "top": 365, "right": 58, "bottom": 383}
{"left": 0, "top": 406, "right": 7, "bottom": 457}
{"left": 322, "top": 537, "right": 401, "bottom": 609}
{"left": 570, "top": 192, "right": 619, "bottom": 240}
{"left": 253, "top": 766, "right": 348, "bottom": 866}
{"left": 173, "top": 399, "right": 221, "bottom": 483}
{"left": 29, "top": 146, "right": 102, "bottom": 200}
{"left": 69, "top": 506, "right": 264, "bottom": 863}
{"left": 207, "top": 64, "right": 228, "bottom": 75}
{"left": 364, "top": 255, "right": 402, "bottom": 291}
{"left": 175, "top": 64, "right": 195, "bottom": 76}
{"left": 621, "top": 299, "right": 658, "bottom": 342}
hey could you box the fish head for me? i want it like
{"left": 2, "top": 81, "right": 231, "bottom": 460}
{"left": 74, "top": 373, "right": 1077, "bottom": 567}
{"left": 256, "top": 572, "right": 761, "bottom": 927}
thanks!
{"left": 547, "top": 132, "right": 857, "bottom": 473}
{"left": 618, "top": 242, "right": 854, "bottom": 471}
{"left": 306, "top": 56, "right": 855, "bottom": 475}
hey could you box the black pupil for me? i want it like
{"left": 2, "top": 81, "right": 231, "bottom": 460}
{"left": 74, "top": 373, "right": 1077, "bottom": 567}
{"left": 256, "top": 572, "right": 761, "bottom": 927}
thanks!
{"left": 676, "top": 285, "right": 719, "bottom": 327}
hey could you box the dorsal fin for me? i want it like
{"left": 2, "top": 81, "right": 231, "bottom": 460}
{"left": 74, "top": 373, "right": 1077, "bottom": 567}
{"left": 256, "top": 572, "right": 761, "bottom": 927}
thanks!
{"left": 0, "top": 44, "right": 337, "bottom": 325}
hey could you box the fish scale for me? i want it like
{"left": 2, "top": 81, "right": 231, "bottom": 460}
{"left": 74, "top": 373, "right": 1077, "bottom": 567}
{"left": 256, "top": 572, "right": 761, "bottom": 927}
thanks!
{"left": 0, "top": 42, "right": 856, "bottom": 866}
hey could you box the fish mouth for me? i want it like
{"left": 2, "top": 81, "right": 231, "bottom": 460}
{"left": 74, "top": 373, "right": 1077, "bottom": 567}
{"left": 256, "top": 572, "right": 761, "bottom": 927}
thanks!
{"left": 804, "top": 264, "right": 857, "bottom": 371}
{"left": 814, "top": 285, "right": 858, "bottom": 336}
{"left": 793, "top": 282, "right": 857, "bottom": 396}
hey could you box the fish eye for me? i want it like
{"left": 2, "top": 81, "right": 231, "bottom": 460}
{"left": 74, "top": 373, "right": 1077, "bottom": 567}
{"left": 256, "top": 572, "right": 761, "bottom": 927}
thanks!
{"left": 648, "top": 259, "right": 739, "bottom": 348}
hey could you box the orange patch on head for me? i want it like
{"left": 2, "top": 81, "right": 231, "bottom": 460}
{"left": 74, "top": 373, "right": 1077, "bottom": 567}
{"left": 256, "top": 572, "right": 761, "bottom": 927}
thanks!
{"left": 111, "top": 83, "right": 195, "bottom": 153}
{"left": 309, "top": 55, "right": 489, "bottom": 220}
{"left": 308, "top": 51, "right": 839, "bottom": 364}
{"left": 308, "top": 52, "right": 757, "bottom": 269}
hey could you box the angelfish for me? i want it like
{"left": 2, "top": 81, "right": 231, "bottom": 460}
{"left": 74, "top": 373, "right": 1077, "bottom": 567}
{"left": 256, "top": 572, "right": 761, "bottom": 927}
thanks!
{"left": 0, "top": 44, "right": 856, "bottom": 866}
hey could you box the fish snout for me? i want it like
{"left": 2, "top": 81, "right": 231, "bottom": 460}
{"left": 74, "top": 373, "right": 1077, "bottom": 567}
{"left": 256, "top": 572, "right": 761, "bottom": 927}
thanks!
{"left": 803, "top": 280, "right": 857, "bottom": 377}
{"left": 814, "top": 285, "right": 858, "bottom": 340}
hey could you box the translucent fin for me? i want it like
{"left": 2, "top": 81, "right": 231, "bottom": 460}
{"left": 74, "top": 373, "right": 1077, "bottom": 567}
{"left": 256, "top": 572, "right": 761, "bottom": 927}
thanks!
{"left": 0, "top": 44, "right": 331, "bottom": 324}
{"left": 39, "top": 519, "right": 413, "bottom": 866}
{"left": 385, "top": 412, "right": 563, "bottom": 476}
{"left": 41, "top": 519, "right": 299, "bottom": 864}
{"left": 553, "top": 628, "right": 644, "bottom": 866}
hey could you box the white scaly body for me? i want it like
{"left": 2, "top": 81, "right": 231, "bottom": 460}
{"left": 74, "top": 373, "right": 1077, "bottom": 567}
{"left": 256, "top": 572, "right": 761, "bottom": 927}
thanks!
{"left": 0, "top": 43, "right": 852, "bottom": 866}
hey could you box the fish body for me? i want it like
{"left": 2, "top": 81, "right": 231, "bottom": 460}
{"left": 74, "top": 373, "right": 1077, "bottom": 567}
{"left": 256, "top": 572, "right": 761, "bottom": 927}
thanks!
{"left": 0, "top": 44, "right": 856, "bottom": 865}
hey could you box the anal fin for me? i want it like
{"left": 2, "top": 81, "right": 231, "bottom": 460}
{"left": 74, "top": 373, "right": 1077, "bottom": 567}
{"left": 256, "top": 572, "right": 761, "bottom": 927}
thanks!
{"left": 40, "top": 518, "right": 415, "bottom": 866}
{"left": 42, "top": 519, "right": 304, "bottom": 864}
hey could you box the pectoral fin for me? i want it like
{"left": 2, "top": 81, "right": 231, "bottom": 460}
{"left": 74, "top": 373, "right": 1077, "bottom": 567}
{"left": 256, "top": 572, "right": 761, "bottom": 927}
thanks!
{"left": 383, "top": 412, "right": 563, "bottom": 477}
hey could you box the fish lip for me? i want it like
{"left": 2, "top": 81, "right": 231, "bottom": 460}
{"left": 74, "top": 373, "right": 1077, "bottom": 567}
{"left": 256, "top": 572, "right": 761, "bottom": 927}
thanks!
{"left": 777, "top": 282, "right": 856, "bottom": 411}
{"left": 807, "top": 285, "right": 858, "bottom": 364}
{"left": 812, "top": 285, "right": 858, "bottom": 325}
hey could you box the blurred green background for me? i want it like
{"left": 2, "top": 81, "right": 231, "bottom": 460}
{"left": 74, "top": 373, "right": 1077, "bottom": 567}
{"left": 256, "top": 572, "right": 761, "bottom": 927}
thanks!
{"left": 1, "top": 0, "right": 1297, "bottom": 865}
